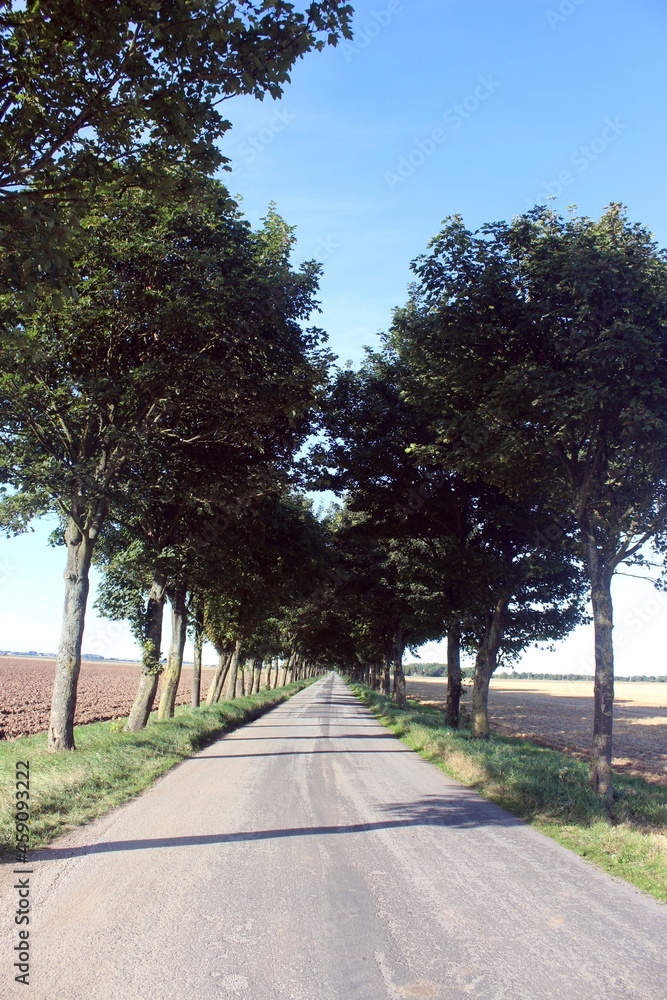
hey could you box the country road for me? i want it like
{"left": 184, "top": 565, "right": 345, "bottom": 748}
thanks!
{"left": 1, "top": 673, "right": 666, "bottom": 999}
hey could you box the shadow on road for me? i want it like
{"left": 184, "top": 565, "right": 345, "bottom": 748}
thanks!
{"left": 190, "top": 749, "right": 414, "bottom": 758}
{"left": 225, "top": 733, "right": 396, "bottom": 740}
{"left": 37, "top": 794, "right": 520, "bottom": 860}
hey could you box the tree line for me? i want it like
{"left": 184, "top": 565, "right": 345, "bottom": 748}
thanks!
{"left": 0, "top": 0, "right": 353, "bottom": 748}
{"left": 2, "top": 3, "right": 667, "bottom": 804}
{"left": 314, "top": 205, "right": 667, "bottom": 801}
{"left": 404, "top": 667, "right": 667, "bottom": 682}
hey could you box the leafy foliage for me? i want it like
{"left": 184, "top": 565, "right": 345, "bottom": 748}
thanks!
{"left": 0, "top": 0, "right": 353, "bottom": 294}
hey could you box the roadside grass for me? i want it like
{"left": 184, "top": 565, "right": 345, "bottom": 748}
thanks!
{"left": 0, "top": 680, "right": 314, "bottom": 858}
{"left": 350, "top": 682, "right": 667, "bottom": 903}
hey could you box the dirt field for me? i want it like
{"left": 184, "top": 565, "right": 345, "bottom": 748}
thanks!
{"left": 0, "top": 657, "right": 217, "bottom": 740}
{"left": 406, "top": 676, "right": 667, "bottom": 786}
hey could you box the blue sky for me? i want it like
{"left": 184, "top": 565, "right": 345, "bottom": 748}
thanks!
{"left": 223, "top": 0, "right": 667, "bottom": 365}
{"left": 2, "top": 0, "right": 667, "bottom": 671}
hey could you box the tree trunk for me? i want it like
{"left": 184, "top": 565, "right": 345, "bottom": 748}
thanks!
{"left": 471, "top": 598, "right": 507, "bottom": 738}
{"left": 126, "top": 568, "right": 168, "bottom": 731}
{"left": 206, "top": 645, "right": 233, "bottom": 705}
{"left": 191, "top": 603, "right": 204, "bottom": 709}
{"left": 586, "top": 535, "right": 615, "bottom": 800}
{"left": 251, "top": 656, "right": 262, "bottom": 694}
{"left": 445, "top": 626, "right": 462, "bottom": 728}
{"left": 157, "top": 581, "right": 188, "bottom": 720}
{"left": 224, "top": 640, "right": 242, "bottom": 700}
{"left": 471, "top": 651, "right": 492, "bottom": 738}
{"left": 48, "top": 515, "right": 98, "bottom": 751}
{"left": 279, "top": 659, "right": 288, "bottom": 687}
{"left": 382, "top": 641, "right": 392, "bottom": 696}
{"left": 239, "top": 662, "right": 246, "bottom": 696}
{"left": 271, "top": 657, "right": 279, "bottom": 689}
{"left": 392, "top": 627, "right": 407, "bottom": 708}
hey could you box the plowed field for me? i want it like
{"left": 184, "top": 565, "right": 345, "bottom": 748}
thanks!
{"left": 406, "top": 676, "right": 667, "bottom": 786}
{"left": 0, "top": 657, "right": 216, "bottom": 740}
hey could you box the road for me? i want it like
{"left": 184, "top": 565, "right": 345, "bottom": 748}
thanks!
{"left": 1, "top": 672, "right": 666, "bottom": 999}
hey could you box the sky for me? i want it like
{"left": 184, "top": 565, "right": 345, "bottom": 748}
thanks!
{"left": 2, "top": 0, "right": 667, "bottom": 673}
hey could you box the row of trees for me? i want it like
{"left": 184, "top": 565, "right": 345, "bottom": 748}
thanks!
{"left": 0, "top": 1, "right": 353, "bottom": 747}
{"left": 1, "top": 181, "right": 339, "bottom": 745}
{"left": 3, "top": 198, "right": 666, "bottom": 807}
{"left": 305, "top": 204, "right": 667, "bottom": 801}
{"left": 2, "top": 4, "right": 666, "bottom": 805}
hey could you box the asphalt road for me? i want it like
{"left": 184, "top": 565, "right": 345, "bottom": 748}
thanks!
{"left": 1, "top": 672, "right": 666, "bottom": 999}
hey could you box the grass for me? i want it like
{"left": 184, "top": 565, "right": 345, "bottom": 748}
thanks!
{"left": 349, "top": 682, "right": 667, "bottom": 903}
{"left": 0, "top": 680, "right": 314, "bottom": 859}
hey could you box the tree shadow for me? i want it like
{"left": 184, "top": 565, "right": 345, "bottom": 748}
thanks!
{"left": 190, "top": 749, "right": 414, "bottom": 759}
{"left": 36, "top": 794, "right": 521, "bottom": 861}
{"left": 226, "top": 732, "right": 396, "bottom": 740}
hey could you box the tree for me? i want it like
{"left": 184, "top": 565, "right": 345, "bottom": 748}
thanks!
{"left": 0, "top": 0, "right": 353, "bottom": 295}
{"left": 0, "top": 184, "right": 328, "bottom": 748}
{"left": 391, "top": 204, "right": 667, "bottom": 796}
{"left": 189, "top": 599, "right": 205, "bottom": 709}
{"left": 453, "top": 492, "right": 586, "bottom": 737}
{"left": 311, "top": 347, "right": 587, "bottom": 726}
{"left": 308, "top": 356, "right": 457, "bottom": 706}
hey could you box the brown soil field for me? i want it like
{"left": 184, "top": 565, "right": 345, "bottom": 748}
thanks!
{"left": 0, "top": 657, "right": 217, "bottom": 740}
{"left": 406, "top": 676, "right": 667, "bottom": 786}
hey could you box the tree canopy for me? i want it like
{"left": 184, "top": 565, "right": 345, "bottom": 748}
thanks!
{"left": 0, "top": 0, "right": 353, "bottom": 294}
{"left": 0, "top": 180, "right": 330, "bottom": 747}
{"left": 389, "top": 204, "right": 667, "bottom": 795}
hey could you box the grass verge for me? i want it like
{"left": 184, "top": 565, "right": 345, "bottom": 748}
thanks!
{"left": 0, "top": 680, "right": 314, "bottom": 858}
{"left": 350, "top": 682, "right": 667, "bottom": 903}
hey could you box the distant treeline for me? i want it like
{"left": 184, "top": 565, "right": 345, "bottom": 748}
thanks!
{"left": 404, "top": 662, "right": 447, "bottom": 677}
{"left": 499, "top": 672, "right": 667, "bottom": 682}
{"left": 405, "top": 663, "right": 667, "bottom": 683}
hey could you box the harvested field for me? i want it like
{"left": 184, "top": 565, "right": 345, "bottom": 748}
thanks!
{"left": 406, "top": 676, "right": 667, "bottom": 786}
{"left": 0, "top": 656, "right": 217, "bottom": 740}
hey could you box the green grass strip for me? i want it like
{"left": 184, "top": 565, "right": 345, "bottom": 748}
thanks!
{"left": 349, "top": 682, "right": 667, "bottom": 903}
{"left": 0, "top": 680, "right": 314, "bottom": 858}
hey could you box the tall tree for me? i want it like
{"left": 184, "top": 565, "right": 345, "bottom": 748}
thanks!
{"left": 391, "top": 204, "right": 667, "bottom": 797}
